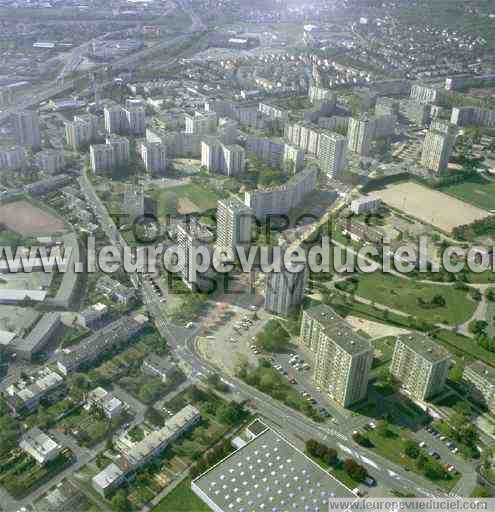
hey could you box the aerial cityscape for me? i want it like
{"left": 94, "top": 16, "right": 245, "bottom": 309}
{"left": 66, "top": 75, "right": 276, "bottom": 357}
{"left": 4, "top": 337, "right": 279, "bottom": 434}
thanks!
{"left": 1, "top": 0, "right": 495, "bottom": 510}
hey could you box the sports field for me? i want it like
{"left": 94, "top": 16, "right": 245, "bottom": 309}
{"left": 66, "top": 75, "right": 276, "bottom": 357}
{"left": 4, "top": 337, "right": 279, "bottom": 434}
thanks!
{"left": 0, "top": 200, "right": 66, "bottom": 236}
{"left": 370, "top": 181, "right": 491, "bottom": 233}
{"left": 151, "top": 183, "right": 221, "bottom": 217}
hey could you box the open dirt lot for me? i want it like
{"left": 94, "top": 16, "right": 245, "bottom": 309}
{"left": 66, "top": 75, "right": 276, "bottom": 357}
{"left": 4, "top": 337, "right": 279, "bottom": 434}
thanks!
{"left": 370, "top": 181, "right": 491, "bottom": 233}
{"left": 0, "top": 200, "right": 66, "bottom": 236}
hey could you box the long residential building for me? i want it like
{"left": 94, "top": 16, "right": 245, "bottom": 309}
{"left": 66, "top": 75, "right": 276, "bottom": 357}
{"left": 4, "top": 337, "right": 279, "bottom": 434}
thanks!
{"left": 391, "top": 333, "right": 451, "bottom": 401}
{"left": 92, "top": 405, "right": 200, "bottom": 497}
{"left": 244, "top": 165, "right": 318, "bottom": 220}
{"left": 300, "top": 304, "right": 373, "bottom": 407}
{"left": 56, "top": 315, "right": 147, "bottom": 374}
{"left": 451, "top": 107, "right": 495, "bottom": 127}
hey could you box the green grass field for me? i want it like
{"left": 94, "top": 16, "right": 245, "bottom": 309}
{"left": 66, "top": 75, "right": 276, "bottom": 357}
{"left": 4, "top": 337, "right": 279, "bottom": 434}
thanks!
{"left": 440, "top": 176, "right": 495, "bottom": 212}
{"left": 152, "top": 183, "right": 222, "bottom": 217}
{"left": 354, "top": 273, "right": 477, "bottom": 325}
{"left": 152, "top": 478, "right": 210, "bottom": 512}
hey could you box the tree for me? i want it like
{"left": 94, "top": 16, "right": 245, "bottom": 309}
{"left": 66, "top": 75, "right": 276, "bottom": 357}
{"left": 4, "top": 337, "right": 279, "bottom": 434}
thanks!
{"left": 404, "top": 440, "right": 420, "bottom": 459}
{"left": 423, "top": 460, "right": 445, "bottom": 481}
{"left": 486, "top": 289, "right": 495, "bottom": 302}
{"left": 469, "top": 320, "right": 488, "bottom": 337}
{"left": 324, "top": 447, "right": 339, "bottom": 467}
{"left": 343, "top": 459, "right": 367, "bottom": 482}
{"left": 111, "top": 490, "right": 130, "bottom": 512}
{"left": 216, "top": 402, "right": 245, "bottom": 426}
{"left": 256, "top": 320, "right": 291, "bottom": 353}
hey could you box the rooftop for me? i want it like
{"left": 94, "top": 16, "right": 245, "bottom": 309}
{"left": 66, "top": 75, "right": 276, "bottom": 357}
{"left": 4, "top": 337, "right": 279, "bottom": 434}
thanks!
{"left": 304, "top": 305, "right": 372, "bottom": 355}
{"left": 396, "top": 333, "right": 451, "bottom": 363}
{"left": 192, "top": 426, "right": 356, "bottom": 512}
{"left": 465, "top": 361, "right": 495, "bottom": 385}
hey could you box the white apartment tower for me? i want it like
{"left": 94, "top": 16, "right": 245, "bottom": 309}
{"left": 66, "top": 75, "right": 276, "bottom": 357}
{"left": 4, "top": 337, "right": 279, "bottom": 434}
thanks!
{"left": 216, "top": 197, "right": 253, "bottom": 250}
{"left": 420, "top": 121, "right": 457, "bottom": 174}
{"left": 140, "top": 142, "right": 167, "bottom": 173}
{"left": 391, "top": 333, "right": 450, "bottom": 401}
{"left": 300, "top": 304, "right": 373, "bottom": 407}
{"left": 347, "top": 117, "right": 374, "bottom": 157}
{"left": 318, "top": 132, "right": 348, "bottom": 178}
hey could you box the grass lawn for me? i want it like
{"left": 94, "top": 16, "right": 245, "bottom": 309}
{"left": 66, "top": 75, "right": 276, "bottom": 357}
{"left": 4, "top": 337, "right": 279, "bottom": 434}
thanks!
{"left": 151, "top": 183, "right": 221, "bottom": 217}
{"left": 433, "top": 329, "right": 495, "bottom": 368}
{"left": 440, "top": 176, "right": 495, "bottom": 212}
{"left": 354, "top": 273, "right": 477, "bottom": 325}
{"left": 152, "top": 478, "right": 209, "bottom": 512}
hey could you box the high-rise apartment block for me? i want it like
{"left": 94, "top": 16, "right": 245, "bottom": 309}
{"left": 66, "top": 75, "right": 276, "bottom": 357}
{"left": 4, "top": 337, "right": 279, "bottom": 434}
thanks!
{"left": 285, "top": 123, "right": 321, "bottom": 156}
{"left": 90, "top": 136, "right": 130, "bottom": 173}
{"left": 300, "top": 304, "right": 373, "bottom": 407}
{"left": 347, "top": 117, "right": 374, "bottom": 156}
{"left": 106, "top": 136, "right": 130, "bottom": 166}
{"left": 410, "top": 84, "right": 444, "bottom": 105}
{"left": 0, "top": 146, "right": 28, "bottom": 171}
{"left": 420, "top": 121, "right": 457, "bottom": 174}
{"left": 176, "top": 221, "right": 214, "bottom": 291}
{"left": 36, "top": 149, "right": 65, "bottom": 174}
{"left": 104, "top": 105, "right": 146, "bottom": 136}
{"left": 318, "top": 132, "right": 347, "bottom": 178}
{"left": 391, "top": 333, "right": 450, "bottom": 401}
{"left": 283, "top": 144, "right": 304, "bottom": 172}
{"left": 90, "top": 144, "right": 115, "bottom": 174}
{"left": 401, "top": 100, "right": 430, "bottom": 126}
{"left": 140, "top": 141, "right": 167, "bottom": 173}
{"left": 464, "top": 361, "right": 495, "bottom": 414}
{"left": 185, "top": 111, "right": 218, "bottom": 135}
{"left": 216, "top": 197, "right": 253, "bottom": 250}
{"left": 264, "top": 263, "right": 308, "bottom": 317}
{"left": 309, "top": 85, "right": 336, "bottom": 106}
{"left": 13, "top": 110, "right": 41, "bottom": 150}
{"left": 65, "top": 114, "right": 98, "bottom": 149}
{"left": 201, "top": 139, "right": 245, "bottom": 176}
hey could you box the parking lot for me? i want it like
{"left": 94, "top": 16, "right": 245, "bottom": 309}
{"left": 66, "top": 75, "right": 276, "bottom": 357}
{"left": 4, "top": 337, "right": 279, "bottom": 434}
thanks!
{"left": 267, "top": 343, "right": 354, "bottom": 426}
